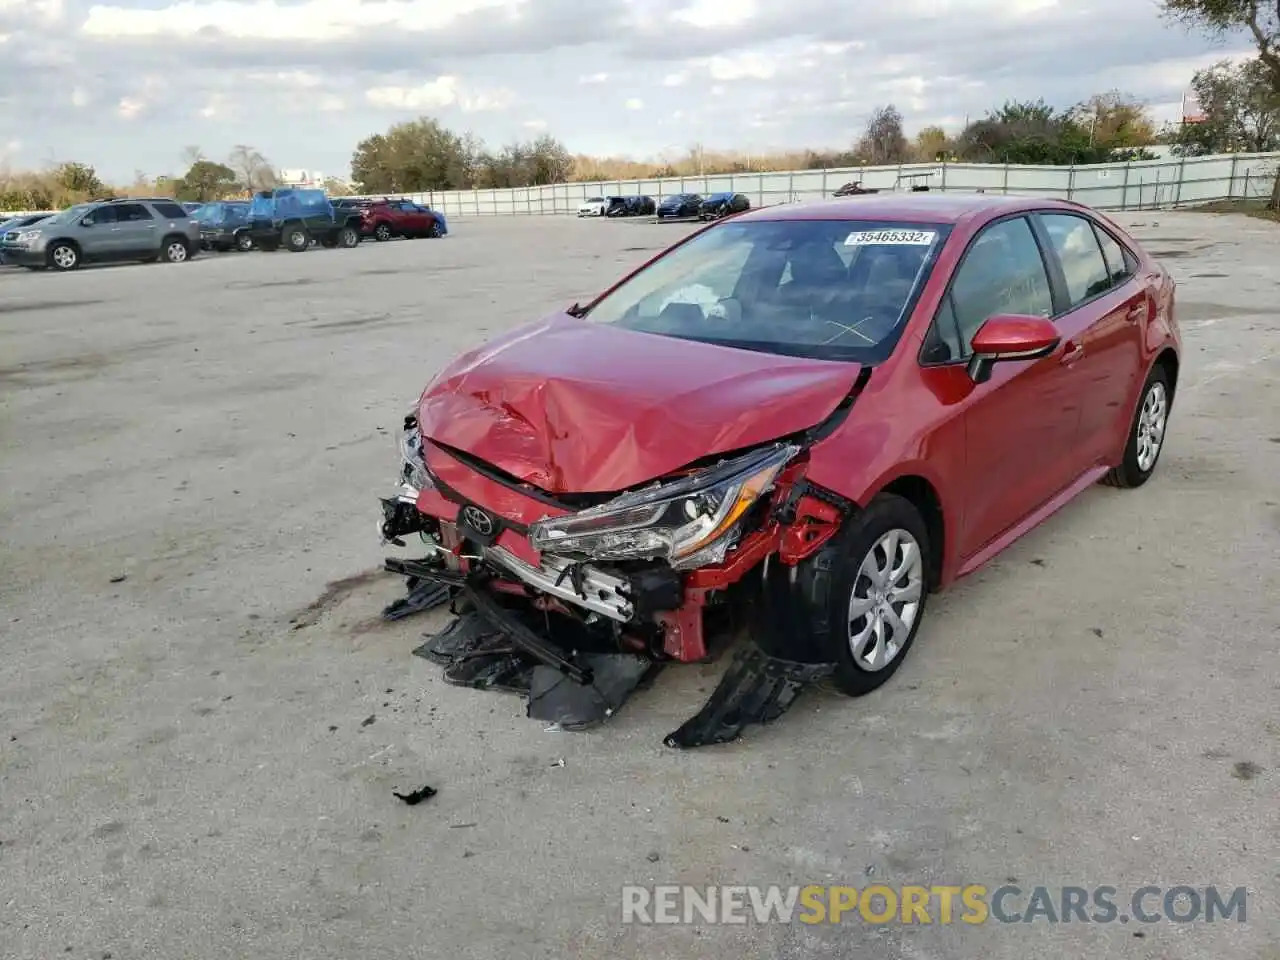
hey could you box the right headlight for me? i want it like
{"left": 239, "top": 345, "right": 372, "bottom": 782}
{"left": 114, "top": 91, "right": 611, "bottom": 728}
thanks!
{"left": 398, "top": 413, "right": 432, "bottom": 493}
{"left": 528, "top": 444, "right": 799, "bottom": 568}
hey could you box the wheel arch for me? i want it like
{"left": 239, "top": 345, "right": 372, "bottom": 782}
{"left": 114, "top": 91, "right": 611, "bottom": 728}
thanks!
{"left": 874, "top": 474, "right": 947, "bottom": 590}
{"left": 1153, "top": 347, "right": 1179, "bottom": 405}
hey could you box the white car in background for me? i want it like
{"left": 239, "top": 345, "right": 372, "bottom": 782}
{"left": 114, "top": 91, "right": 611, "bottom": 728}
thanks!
{"left": 577, "top": 196, "right": 607, "bottom": 217}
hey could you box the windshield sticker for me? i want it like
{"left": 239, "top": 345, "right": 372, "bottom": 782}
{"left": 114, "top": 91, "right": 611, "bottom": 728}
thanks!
{"left": 844, "top": 229, "right": 936, "bottom": 246}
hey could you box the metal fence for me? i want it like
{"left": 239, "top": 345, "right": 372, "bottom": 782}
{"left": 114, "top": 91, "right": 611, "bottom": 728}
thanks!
{"left": 4, "top": 151, "right": 1277, "bottom": 220}
{"left": 353, "top": 151, "right": 1279, "bottom": 218}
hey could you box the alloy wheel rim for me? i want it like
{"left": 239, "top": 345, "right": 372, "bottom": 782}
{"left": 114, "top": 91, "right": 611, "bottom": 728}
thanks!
{"left": 291, "top": 231, "right": 305, "bottom": 247}
{"left": 1135, "top": 381, "right": 1167, "bottom": 472}
{"left": 376, "top": 225, "right": 390, "bottom": 239}
{"left": 848, "top": 528, "right": 924, "bottom": 672}
{"left": 54, "top": 247, "right": 76, "bottom": 268}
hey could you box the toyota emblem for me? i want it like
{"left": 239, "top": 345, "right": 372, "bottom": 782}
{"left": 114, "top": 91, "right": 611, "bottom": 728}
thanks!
{"left": 460, "top": 505, "right": 495, "bottom": 536}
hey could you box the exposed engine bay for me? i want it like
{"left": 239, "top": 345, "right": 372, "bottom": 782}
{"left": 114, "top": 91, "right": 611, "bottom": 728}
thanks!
{"left": 379, "top": 370, "right": 870, "bottom": 747}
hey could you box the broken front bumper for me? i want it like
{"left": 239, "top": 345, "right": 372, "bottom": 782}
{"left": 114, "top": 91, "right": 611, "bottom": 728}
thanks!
{"left": 376, "top": 429, "right": 847, "bottom": 747}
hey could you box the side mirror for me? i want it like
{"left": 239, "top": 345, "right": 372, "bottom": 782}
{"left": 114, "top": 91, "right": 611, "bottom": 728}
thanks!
{"left": 81, "top": 219, "right": 94, "bottom": 227}
{"left": 966, "top": 315, "right": 1061, "bottom": 384}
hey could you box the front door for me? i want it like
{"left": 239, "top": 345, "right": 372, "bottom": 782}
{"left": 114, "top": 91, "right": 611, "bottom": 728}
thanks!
{"left": 110, "top": 203, "right": 157, "bottom": 257}
{"left": 77, "top": 205, "right": 119, "bottom": 257}
{"left": 926, "top": 215, "right": 1085, "bottom": 560}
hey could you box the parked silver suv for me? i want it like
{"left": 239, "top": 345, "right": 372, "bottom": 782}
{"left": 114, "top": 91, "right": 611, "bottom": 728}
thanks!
{"left": 0, "top": 198, "right": 201, "bottom": 271}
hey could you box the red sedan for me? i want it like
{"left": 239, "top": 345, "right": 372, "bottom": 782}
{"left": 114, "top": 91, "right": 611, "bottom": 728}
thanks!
{"left": 379, "top": 193, "right": 1180, "bottom": 747}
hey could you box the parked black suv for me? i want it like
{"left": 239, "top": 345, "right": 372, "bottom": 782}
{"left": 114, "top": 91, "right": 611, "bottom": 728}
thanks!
{"left": 236, "top": 188, "right": 361, "bottom": 252}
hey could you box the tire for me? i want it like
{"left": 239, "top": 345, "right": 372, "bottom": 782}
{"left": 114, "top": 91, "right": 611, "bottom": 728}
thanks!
{"left": 1102, "top": 365, "right": 1171, "bottom": 489}
{"left": 162, "top": 236, "right": 191, "bottom": 263}
{"left": 319, "top": 236, "right": 338, "bottom": 249}
{"left": 48, "top": 242, "right": 80, "bottom": 271}
{"left": 774, "top": 494, "right": 931, "bottom": 697}
{"left": 338, "top": 225, "right": 359, "bottom": 248}
{"left": 283, "top": 224, "right": 310, "bottom": 252}
{"left": 428, "top": 221, "right": 443, "bottom": 238}
{"left": 374, "top": 222, "right": 392, "bottom": 241}
{"left": 235, "top": 232, "right": 254, "bottom": 252}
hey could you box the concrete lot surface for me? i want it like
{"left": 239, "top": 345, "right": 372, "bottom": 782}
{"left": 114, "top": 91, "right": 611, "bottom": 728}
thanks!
{"left": 1, "top": 213, "right": 1276, "bottom": 959}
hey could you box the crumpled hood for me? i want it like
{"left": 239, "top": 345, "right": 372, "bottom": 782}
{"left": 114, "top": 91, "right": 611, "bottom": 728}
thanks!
{"left": 417, "top": 313, "right": 861, "bottom": 494}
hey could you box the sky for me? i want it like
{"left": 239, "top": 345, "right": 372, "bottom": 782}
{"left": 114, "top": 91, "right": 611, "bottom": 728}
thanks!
{"left": 0, "top": 0, "right": 1259, "bottom": 183}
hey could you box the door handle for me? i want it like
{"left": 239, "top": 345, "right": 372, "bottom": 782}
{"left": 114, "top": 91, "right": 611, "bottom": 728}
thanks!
{"left": 1060, "top": 343, "right": 1085, "bottom": 365}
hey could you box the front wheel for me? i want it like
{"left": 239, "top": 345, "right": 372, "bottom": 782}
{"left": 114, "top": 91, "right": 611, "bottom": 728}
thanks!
{"left": 48, "top": 242, "right": 80, "bottom": 271}
{"left": 235, "top": 232, "right": 254, "bottom": 252}
{"left": 428, "top": 221, "right": 443, "bottom": 238}
{"left": 810, "top": 495, "right": 931, "bottom": 697}
{"left": 374, "top": 222, "right": 392, "bottom": 241}
{"left": 1103, "top": 365, "right": 1171, "bottom": 488}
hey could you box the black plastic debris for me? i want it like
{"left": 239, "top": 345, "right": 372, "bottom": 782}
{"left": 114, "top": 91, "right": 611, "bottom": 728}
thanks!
{"left": 412, "top": 609, "right": 656, "bottom": 729}
{"left": 527, "top": 653, "right": 658, "bottom": 730}
{"left": 382, "top": 580, "right": 452, "bottom": 621}
{"left": 393, "top": 784, "right": 437, "bottom": 806}
{"left": 664, "top": 645, "right": 835, "bottom": 749}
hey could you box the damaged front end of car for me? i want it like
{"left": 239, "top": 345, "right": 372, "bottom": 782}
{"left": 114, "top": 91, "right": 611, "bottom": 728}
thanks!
{"left": 377, "top": 386, "right": 863, "bottom": 747}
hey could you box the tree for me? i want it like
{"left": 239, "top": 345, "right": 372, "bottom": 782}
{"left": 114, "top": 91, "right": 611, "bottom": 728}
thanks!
{"left": 953, "top": 98, "right": 1155, "bottom": 164}
{"left": 54, "top": 161, "right": 105, "bottom": 197}
{"left": 350, "top": 117, "right": 472, "bottom": 192}
{"left": 856, "top": 105, "right": 910, "bottom": 164}
{"left": 914, "top": 125, "right": 951, "bottom": 161}
{"left": 1172, "top": 59, "right": 1280, "bottom": 154}
{"left": 175, "top": 159, "right": 239, "bottom": 201}
{"left": 323, "top": 177, "right": 353, "bottom": 196}
{"left": 1161, "top": 0, "right": 1279, "bottom": 205}
{"left": 1068, "top": 90, "right": 1157, "bottom": 147}
{"left": 228, "top": 144, "right": 276, "bottom": 192}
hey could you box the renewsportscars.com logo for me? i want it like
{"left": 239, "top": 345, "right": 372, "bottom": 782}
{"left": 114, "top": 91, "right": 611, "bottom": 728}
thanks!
{"left": 621, "top": 884, "right": 1249, "bottom": 925}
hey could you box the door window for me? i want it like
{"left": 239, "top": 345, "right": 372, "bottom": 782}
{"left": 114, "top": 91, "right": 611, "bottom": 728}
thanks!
{"left": 1039, "top": 213, "right": 1112, "bottom": 306}
{"left": 924, "top": 216, "right": 1053, "bottom": 362}
{"left": 114, "top": 203, "right": 153, "bottom": 223}
{"left": 1092, "top": 225, "right": 1135, "bottom": 288}
{"left": 82, "top": 206, "right": 117, "bottom": 226}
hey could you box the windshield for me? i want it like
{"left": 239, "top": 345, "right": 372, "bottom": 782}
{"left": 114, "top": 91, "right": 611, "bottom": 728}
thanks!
{"left": 583, "top": 218, "right": 950, "bottom": 363}
{"left": 41, "top": 204, "right": 95, "bottom": 226}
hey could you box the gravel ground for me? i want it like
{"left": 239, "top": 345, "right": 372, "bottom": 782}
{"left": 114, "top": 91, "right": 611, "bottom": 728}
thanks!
{"left": 1, "top": 211, "right": 1276, "bottom": 960}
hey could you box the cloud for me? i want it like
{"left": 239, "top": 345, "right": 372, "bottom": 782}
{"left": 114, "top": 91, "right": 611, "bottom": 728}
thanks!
{"left": 0, "top": 0, "right": 1259, "bottom": 182}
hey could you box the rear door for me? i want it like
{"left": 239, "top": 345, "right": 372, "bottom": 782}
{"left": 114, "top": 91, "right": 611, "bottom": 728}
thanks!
{"left": 1033, "top": 212, "right": 1149, "bottom": 468}
{"left": 920, "top": 215, "right": 1083, "bottom": 560}
{"left": 110, "top": 203, "right": 157, "bottom": 256}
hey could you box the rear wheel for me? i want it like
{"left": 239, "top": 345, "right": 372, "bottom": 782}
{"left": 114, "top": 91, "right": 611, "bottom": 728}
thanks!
{"left": 162, "top": 236, "right": 191, "bottom": 263}
{"left": 338, "top": 225, "right": 360, "bottom": 248}
{"left": 1102, "top": 365, "right": 1171, "bottom": 489}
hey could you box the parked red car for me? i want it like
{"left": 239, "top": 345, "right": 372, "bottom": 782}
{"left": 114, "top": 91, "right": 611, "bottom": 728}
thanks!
{"left": 379, "top": 193, "right": 1180, "bottom": 747}
{"left": 358, "top": 199, "right": 444, "bottom": 241}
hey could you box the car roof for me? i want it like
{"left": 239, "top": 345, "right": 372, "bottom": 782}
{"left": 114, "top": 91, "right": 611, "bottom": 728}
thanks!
{"left": 739, "top": 192, "right": 1093, "bottom": 225}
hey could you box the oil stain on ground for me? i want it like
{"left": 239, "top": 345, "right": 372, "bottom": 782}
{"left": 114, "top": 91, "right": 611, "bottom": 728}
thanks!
{"left": 292, "top": 568, "right": 388, "bottom": 630}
